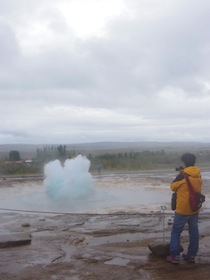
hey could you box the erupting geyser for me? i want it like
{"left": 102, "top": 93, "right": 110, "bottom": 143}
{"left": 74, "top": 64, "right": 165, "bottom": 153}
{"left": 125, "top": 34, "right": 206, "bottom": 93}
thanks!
{"left": 44, "top": 155, "right": 94, "bottom": 200}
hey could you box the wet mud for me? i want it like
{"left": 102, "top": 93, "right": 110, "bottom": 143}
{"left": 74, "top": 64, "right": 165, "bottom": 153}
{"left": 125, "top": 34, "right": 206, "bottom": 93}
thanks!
{"left": 0, "top": 211, "right": 210, "bottom": 280}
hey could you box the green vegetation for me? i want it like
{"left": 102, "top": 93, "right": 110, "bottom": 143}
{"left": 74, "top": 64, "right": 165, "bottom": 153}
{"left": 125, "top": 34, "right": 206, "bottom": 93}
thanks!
{"left": 0, "top": 144, "right": 210, "bottom": 175}
{"left": 90, "top": 150, "right": 177, "bottom": 171}
{"left": 0, "top": 161, "right": 41, "bottom": 175}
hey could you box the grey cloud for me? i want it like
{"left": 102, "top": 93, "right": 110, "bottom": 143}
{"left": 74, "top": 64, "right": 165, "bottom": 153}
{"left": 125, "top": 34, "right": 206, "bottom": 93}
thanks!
{"left": 1, "top": 0, "right": 210, "bottom": 96}
{"left": 0, "top": 23, "right": 20, "bottom": 74}
{"left": 103, "top": 1, "right": 210, "bottom": 91}
{"left": 0, "top": 0, "right": 210, "bottom": 144}
{"left": 1, "top": 130, "right": 30, "bottom": 138}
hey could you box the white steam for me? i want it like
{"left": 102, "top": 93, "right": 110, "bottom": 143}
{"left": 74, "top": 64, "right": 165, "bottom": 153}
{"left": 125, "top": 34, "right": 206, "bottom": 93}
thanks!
{"left": 44, "top": 155, "right": 94, "bottom": 200}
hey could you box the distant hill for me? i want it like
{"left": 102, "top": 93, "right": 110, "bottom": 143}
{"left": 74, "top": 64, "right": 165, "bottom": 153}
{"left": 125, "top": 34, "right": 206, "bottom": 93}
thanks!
{"left": 0, "top": 142, "right": 210, "bottom": 159}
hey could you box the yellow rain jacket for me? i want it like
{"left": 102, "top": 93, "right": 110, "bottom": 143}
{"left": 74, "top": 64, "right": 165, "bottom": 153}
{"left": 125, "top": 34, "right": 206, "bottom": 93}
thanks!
{"left": 171, "top": 166, "right": 202, "bottom": 215}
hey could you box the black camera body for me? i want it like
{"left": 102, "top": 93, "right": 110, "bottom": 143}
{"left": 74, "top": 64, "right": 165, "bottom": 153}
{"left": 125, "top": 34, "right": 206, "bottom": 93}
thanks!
{"left": 175, "top": 166, "right": 184, "bottom": 171}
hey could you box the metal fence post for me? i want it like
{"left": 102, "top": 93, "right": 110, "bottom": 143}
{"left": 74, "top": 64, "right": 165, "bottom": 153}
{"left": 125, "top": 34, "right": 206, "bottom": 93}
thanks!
{"left": 161, "top": 206, "right": 167, "bottom": 242}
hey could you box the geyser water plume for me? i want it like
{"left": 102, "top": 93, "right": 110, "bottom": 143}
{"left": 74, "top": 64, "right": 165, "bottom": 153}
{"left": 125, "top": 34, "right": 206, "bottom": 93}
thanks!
{"left": 44, "top": 155, "right": 94, "bottom": 200}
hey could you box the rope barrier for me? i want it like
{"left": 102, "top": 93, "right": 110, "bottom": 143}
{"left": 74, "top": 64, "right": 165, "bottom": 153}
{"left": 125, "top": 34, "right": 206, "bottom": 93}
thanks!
{"left": 0, "top": 208, "right": 74, "bottom": 215}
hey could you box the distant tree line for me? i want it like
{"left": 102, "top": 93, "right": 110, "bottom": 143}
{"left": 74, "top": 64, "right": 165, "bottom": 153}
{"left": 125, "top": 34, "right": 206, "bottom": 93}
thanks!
{"left": 36, "top": 145, "right": 80, "bottom": 163}
{"left": 89, "top": 150, "right": 179, "bottom": 171}
{"left": 1, "top": 145, "right": 210, "bottom": 175}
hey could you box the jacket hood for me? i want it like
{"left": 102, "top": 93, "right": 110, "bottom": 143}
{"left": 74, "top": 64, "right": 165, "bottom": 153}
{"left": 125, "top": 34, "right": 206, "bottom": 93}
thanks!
{"left": 184, "top": 166, "right": 201, "bottom": 178}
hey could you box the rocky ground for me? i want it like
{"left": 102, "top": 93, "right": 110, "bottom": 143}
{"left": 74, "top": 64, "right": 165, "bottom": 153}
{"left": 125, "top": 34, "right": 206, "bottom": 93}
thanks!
{"left": 1, "top": 171, "right": 210, "bottom": 280}
{"left": 1, "top": 210, "right": 210, "bottom": 280}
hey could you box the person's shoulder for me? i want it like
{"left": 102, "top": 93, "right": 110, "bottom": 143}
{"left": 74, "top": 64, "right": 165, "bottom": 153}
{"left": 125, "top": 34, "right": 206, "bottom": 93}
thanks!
{"left": 185, "top": 166, "right": 201, "bottom": 177}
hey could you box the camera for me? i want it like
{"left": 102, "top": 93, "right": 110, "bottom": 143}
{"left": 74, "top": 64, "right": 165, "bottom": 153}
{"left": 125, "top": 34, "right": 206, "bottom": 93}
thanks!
{"left": 175, "top": 166, "right": 184, "bottom": 171}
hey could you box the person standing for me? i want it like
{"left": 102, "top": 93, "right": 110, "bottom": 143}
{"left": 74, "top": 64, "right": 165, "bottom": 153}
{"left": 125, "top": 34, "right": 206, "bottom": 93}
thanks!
{"left": 167, "top": 153, "right": 202, "bottom": 264}
{"left": 97, "top": 162, "right": 103, "bottom": 175}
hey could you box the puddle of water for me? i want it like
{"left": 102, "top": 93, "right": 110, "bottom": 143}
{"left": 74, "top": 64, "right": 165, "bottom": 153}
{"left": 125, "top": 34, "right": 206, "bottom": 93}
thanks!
{"left": 104, "top": 257, "right": 130, "bottom": 266}
{"left": 0, "top": 180, "right": 170, "bottom": 214}
{"left": 0, "top": 171, "right": 210, "bottom": 214}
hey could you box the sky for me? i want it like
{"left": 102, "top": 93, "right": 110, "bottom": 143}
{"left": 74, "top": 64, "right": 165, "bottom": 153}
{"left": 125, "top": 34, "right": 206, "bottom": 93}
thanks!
{"left": 0, "top": 0, "right": 210, "bottom": 145}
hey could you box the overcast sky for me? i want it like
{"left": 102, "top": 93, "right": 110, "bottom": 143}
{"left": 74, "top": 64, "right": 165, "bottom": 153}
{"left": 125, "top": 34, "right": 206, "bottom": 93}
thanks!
{"left": 0, "top": 0, "right": 210, "bottom": 145}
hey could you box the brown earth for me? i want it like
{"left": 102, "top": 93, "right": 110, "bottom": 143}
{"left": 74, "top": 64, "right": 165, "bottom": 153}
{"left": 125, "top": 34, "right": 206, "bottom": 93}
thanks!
{"left": 1, "top": 209, "right": 210, "bottom": 280}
